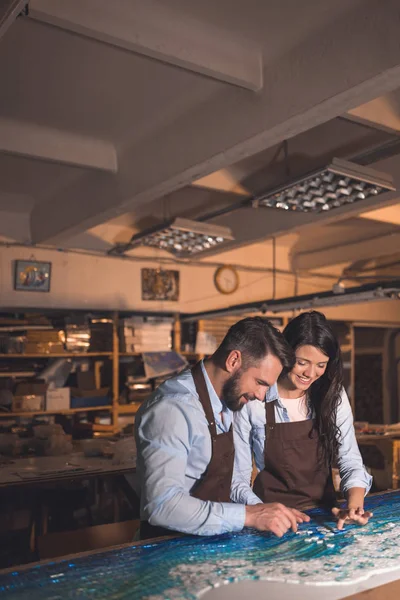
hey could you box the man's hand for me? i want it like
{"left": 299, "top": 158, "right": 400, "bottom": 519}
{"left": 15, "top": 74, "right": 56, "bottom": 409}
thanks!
{"left": 332, "top": 506, "right": 373, "bottom": 530}
{"left": 245, "top": 503, "right": 310, "bottom": 537}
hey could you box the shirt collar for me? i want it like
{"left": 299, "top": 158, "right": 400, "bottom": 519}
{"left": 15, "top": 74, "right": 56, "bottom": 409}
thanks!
{"left": 200, "top": 360, "right": 224, "bottom": 414}
{"left": 266, "top": 382, "right": 279, "bottom": 403}
{"left": 267, "top": 383, "right": 313, "bottom": 417}
{"left": 265, "top": 382, "right": 286, "bottom": 410}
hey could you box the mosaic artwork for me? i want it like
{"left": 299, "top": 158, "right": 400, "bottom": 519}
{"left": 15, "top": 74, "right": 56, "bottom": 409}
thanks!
{"left": 1, "top": 491, "right": 400, "bottom": 599}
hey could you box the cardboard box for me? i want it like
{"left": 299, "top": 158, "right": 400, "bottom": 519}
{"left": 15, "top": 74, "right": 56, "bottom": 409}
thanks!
{"left": 12, "top": 394, "right": 45, "bottom": 412}
{"left": 70, "top": 387, "right": 110, "bottom": 409}
{"left": 70, "top": 386, "right": 109, "bottom": 398}
{"left": 46, "top": 388, "right": 71, "bottom": 411}
{"left": 25, "top": 342, "right": 65, "bottom": 354}
{"left": 15, "top": 382, "right": 48, "bottom": 396}
{"left": 26, "top": 330, "right": 61, "bottom": 342}
{"left": 77, "top": 370, "right": 96, "bottom": 390}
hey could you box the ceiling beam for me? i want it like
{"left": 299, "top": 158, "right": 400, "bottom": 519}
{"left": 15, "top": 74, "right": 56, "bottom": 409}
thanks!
{"left": 360, "top": 204, "right": 400, "bottom": 226}
{"left": 180, "top": 279, "right": 400, "bottom": 322}
{"left": 346, "top": 96, "right": 400, "bottom": 135}
{"left": 0, "top": 0, "right": 27, "bottom": 41}
{"left": 292, "top": 231, "right": 400, "bottom": 271}
{"left": 0, "top": 118, "right": 118, "bottom": 172}
{"left": 30, "top": 0, "right": 400, "bottom": 245}
{"left": 0, "top": 210, "right": 30, "bottom": 243}
{"left": 28, "top": 0, "right": 262, "bottom": 91}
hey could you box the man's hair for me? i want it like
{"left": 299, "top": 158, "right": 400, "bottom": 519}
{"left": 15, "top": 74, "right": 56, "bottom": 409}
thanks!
{"left": 213, "top": 316, "right": 294, "bottom": 370}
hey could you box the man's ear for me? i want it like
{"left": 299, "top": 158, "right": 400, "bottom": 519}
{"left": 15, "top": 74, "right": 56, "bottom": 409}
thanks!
{"left": 225, "top": 350, "right": 242, "bottom": 374}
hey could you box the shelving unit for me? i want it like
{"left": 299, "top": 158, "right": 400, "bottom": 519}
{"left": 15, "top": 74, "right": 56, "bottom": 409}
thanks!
{"left": 0, "top": 353, "right": 112, "bottom": 358}
{"left": 0, "top": 406, "right": 113, "bottom": 417}
{"left": 0, "top": 372, "right": 36, "bottom": 378}
{"left": 117, "top": 404, "right": 141, "bottom": 415}
{"left": 0, "top": 312, "right": 200, "bottom": 432}
{"left": 2, "top": 311, "right": 397, "bottom": 436}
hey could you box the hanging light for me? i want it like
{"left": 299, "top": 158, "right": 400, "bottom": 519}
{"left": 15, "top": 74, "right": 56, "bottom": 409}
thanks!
{"left": 109, "top": 217, "right": 234, "bottom": 258}
{"left": 253, "top": 158, "right": 395, "bottom": 213}
{"left": 180, "top": 279, "right": 400, "bottom": 321}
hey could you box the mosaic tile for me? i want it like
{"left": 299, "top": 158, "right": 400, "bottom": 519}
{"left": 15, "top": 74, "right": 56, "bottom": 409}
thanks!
{"left": 1, "top": 492, "right": 400, "bottom": 599}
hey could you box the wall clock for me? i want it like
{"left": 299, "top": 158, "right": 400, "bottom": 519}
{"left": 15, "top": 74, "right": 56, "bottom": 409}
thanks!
{"left": 214, "top": 265, "right": 239, "bottom": 295}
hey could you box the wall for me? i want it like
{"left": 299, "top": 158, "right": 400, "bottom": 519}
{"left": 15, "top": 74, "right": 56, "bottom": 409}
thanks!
{"left": 1, "top": 244, "right": 400, "bottom": 323}
{"left": 0, "top": 242, "right": 296, "bottom": 312}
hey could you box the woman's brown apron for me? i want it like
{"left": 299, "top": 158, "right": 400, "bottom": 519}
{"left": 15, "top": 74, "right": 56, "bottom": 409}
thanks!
{"left": 253, "top": 400, "right": 336, "bottom": 510}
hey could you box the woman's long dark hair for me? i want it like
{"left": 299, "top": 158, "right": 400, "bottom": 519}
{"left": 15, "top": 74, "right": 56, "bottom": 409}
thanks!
{"left": 281, "top": 311, "right": 343, "bottom": 466}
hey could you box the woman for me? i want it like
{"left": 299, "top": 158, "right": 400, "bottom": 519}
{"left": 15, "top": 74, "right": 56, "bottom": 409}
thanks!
{"left": 231, "top": 311, "right": 373, "bottom": 529}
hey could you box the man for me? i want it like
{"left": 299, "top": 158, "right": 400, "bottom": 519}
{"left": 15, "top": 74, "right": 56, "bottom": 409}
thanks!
{"left": 135, "top": 317, "right": 310, "bottom": 540}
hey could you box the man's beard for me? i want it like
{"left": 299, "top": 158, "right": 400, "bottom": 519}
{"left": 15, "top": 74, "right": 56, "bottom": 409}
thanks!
{"left": 221, "top": 370, "right": 248, "bottom": 412}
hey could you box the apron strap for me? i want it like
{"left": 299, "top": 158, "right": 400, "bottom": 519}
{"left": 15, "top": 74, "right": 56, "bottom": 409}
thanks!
{"left": 191, "top": 361, "right": 218, "bottom": 438}
{"left": 265, "top": 399, "right": 276, "bottom": 425}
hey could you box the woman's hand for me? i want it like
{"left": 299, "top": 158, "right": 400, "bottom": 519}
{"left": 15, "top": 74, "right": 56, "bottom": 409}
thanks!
{"left": 331, "top": 506, "right": 373, "bottom": 530}
{"left": 332, "top": 486, "right": 372, "bottom": 529}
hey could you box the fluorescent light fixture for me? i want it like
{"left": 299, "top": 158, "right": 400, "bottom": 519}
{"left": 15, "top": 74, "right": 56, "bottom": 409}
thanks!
{"left": 252, "top": 158, "right": 395, "bottom": 213}
{"left": 181, "top": 280, "right": 400, "bottom": 321}
{"left": 257, "top": 287, "right": 400, "bottom": 313}
{"left": 110, "top": 217, "right": 234, "bottom": 257}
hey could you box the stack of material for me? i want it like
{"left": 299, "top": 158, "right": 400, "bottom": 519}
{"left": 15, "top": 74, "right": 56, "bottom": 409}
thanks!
{"left": 199, "top": 316, "right": 284, "bottom": 347}
{"left": 0, "top": 334, "right": 25, "bottom": 354}
{"left": 89, "top": 319, "right": 113, "bottom": 352}
{"left": 120, "top": 317, "right": 173, "bottom": 353}
{"left": 24, "top": 329, "right": 64, "bottom": 354}
{"left": 0, "top": 315, "right": 54, "bottom": 354}
{"left": 65, "top": 324, "right": 90, "bottom": 353}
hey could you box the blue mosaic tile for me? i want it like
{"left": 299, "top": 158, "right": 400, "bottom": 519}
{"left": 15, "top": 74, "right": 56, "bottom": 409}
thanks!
{"left": 1, "top": 491, "right": 399, "bottom": 599}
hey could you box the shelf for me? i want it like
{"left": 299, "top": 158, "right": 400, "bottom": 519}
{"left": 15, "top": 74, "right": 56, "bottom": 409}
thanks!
{"left": 340, "top": 344, "right": 352, "bottom": 353}
{"left": 0, "top": 405, "right": 113, "bottom": 418}
{"left": 0, "top": 372, "right": 36, "bottom": 378}
{"left": 117, "top": 403, "right": 141, "bottom": 415}
{"left": 119, "top": 352, "right": 182, "bottom": 357}
{"left": 0, "top": 310, "right": 188, "bottom": 432}
{"left": 120, "top": 351, "right": 198, "bottom": 357}
{"left": 354, "top": 347, "right": 383, "bottom": 356}
{"left": 0, "top": 353, "right": 112, "bottom": 358}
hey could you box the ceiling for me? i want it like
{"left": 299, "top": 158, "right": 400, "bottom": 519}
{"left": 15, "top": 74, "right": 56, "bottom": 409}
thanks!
{"left": 1, "top": 0, "right": 400, "bottom": 285}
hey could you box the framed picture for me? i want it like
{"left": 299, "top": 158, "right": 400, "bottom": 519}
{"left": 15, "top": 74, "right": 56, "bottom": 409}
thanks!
{"left": 14, "top": 260, "right": 51, "bottom": 292}
{"left": 141, "top": 268, "right": 179, "bottom": 301}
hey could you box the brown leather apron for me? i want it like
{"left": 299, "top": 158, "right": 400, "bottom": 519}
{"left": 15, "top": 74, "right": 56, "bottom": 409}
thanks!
{"left": 253, "top": 400, "right": 336, "bottom": 510}
{"left": 140, "top": 361, "right": 235, "bottom": 540}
